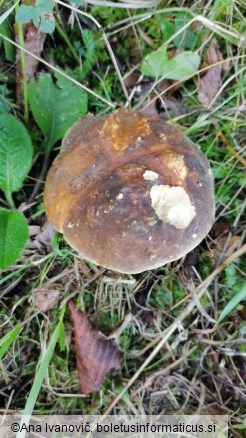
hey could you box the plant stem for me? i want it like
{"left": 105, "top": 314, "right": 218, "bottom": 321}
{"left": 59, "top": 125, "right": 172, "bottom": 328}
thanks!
{"left": 5, "top": 191, "right": 15, "bottom": 209}
{"left": 55, "top": 18, "right": 80, "bottom": 64}
{"left": 15, "top": 4, "right": 29, "bottom": 121}
{"left": 28, "top": 151, "right": 50, "bottom": 202}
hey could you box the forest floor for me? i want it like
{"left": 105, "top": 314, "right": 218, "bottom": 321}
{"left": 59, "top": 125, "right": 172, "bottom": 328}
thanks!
{"left": 0, "top": 1, "right": 245, "bottom": 436}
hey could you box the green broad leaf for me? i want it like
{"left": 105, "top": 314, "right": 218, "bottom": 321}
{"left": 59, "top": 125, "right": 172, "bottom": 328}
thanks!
{"left": 28, "top": 73, "right": 88, "bottom": 152}
{"left": 216, "top": 282, "right": 246, "bottom": 325}
{"left": 0, "top": 209, "right": 29, "bottom": 270}
{"left": 32, "top": 8, "right": 41, "bottom": 28}
{"left": 0, "top": 114, "right": 33, "bottom": 194}
{"left": 15, "top": 0, "right": 55, "bottom": 29}
{"left": 0, "top": 85, "right": 11, "bottom": 114}
{"left": 164, "top": 50, "right": 200, "bottom": 80}
{"left": 35, "top": 0, "right": 55, "bottom": 14}
{"left": 15, "top": 5, "right": 35, "bottom": 24}
{"left": 141, "top": 45, "right": 167, "bottom": 78}
{"left": 40, "top": 15, "right": 55, "bottom": 33}
{"left": 141, "top": 44, "right": 200, "bottom": 80}
{"left": 160, "top": 20, "right": 175, "bottom": 42}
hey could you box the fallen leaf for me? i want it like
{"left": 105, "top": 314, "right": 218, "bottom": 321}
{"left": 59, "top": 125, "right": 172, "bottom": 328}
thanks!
{"left": 138, "top": 99, "right": 161, "bottom": 118}
{"left": 139, "top": 94, "right": 184, "bottom": 120}
{"left": 198, "top": 39, "right": 223, "bottom": 108}
{"left": 211, "top": 235, "right": 241, "bottom": 262}
{"left": 158, "top": 94, "right": 185, "bottom": 118}
{"left": 238, "top": 305, "right": 246, "bottom": 321}
{"left": 205, "top": 403, "right": 228, "bottom": 416}
{"left": 202, "top": 39, "right": 224, "bottom": 69}
{"left": 28, "top": 225, "right": 41, "bottom": 237}
{"left": 35, "top": 220, "right": 55, "bottom": 252}
{"left": 14, "top": 1, "right": 46, "bottom": 107}
{"left": 26, "top": 221, "right": 54, "bottom": 250}
{"left": 69, "top": 300, "right": 122, "bottom": 394}
{"left": 26, "top": 225, "right": 41, "bottom": 249}
{"left": 34, "top": 288, "right": 60, "bottom": 312}
{"left": 123, "top": 71, "right": 140, "bottom": 89}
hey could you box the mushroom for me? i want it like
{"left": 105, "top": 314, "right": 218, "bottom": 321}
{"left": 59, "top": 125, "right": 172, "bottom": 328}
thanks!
{"left": 44, "top": 109, "right": 215, "bottom": 274}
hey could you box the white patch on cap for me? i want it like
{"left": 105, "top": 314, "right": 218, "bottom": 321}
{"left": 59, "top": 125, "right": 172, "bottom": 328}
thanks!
{"left": 150, "top": 185, "right": 196, "bottom": 229}
{"left": 143, "top": 170, "right": 159, "bottom": 181}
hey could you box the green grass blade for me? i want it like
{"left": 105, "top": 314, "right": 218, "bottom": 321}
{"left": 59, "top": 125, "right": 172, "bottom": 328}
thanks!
{"left": 0, "top": 325, "right": 23, "bottom": 359}
{"left": 58, "top": 320, "right": 66, "bottom": 351}
{"left": 0, "top": 1, "right": 19, "bottom": 26}
{"left": 16, "top": 319, "right": 64, "bottom": 438}
{"left": 216, "top": 283, "right": 246, "bottom": 325}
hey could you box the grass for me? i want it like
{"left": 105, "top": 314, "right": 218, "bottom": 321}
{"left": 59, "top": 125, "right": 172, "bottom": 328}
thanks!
{"left": 0, "top": 0, "right": 245, "bottom": 434}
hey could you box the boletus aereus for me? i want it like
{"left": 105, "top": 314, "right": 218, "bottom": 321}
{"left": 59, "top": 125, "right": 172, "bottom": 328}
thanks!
{"left": 44, "top": 109, "right": 215, "bottom": 273}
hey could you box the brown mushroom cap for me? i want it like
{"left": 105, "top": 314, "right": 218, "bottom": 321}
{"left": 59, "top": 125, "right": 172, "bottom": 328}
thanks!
{"left": 44, "top": 109, "right": 215, "bottom": 274}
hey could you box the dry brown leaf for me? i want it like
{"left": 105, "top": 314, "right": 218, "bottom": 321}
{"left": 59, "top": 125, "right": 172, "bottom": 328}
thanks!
{"left": 211, "top": 235, "right": 241, "bottom": 262}
{"left": 140, "top": 94, "right": 184, "bottom": 120}
{"left": 238, "top": 305, "right": 246, "bottom": 321}
{"left": 205, "top": 403, "right": 228, "bottom": 416}
{"left": 34, "top": 288, "right": 60, "bottom": 312}
{"left": 198, "top": 39, "right": 223, "bottom": 108}
{"left": 14, "top": 8, "right": 46, "bottom": 106}
{"left": 123, "top": 71, "right": 140, "bottom": 89}
{"left": 35, "top": 220, "right": 55, "bottom": 252}
{"left": 28, "top": 225, "right": 41, "bottom": 237}
{"left": 158, "top": 95, "right": 184, "bottom": 118}
{"left": 69, "top": 300, "right": 122, "bottom": 394}
{"left": 26, "top": 221, "right": 55, "bottom": 250}
{"left": 202, "top": 39, "right": 224, "bottom": 68}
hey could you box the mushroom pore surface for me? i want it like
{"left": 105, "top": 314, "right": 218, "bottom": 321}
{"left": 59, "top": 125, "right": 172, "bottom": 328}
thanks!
{"left": 44, "top": 109, "right": 215, "bottom": 274}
